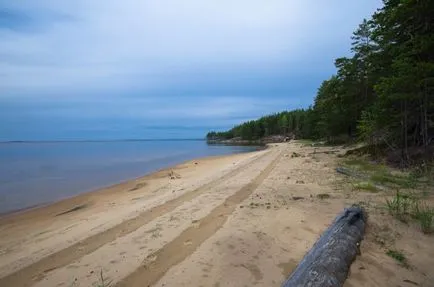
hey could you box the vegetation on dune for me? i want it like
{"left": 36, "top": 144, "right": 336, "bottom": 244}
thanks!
{"left": 353, "top": 181, "right": 379, "bottom": 193}
{"left": 386, "top": 249, "right": 409, "bottom": 267}
{"left": 339, "top": 157, "right": 433, "bottom": 233}
{"left": 207, "top": 0, "right": 434, "bottom": 165}
{"left": 384, "top": 191, "right": 433, "bottom": 233}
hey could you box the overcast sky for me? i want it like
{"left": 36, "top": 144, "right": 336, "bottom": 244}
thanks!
{"left": 0, "top": 0, "right": 382, "bottom": 140}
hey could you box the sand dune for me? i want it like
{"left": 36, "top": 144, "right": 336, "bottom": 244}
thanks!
{"left": 0, "top": 142, "right": 433, "bottom": 287}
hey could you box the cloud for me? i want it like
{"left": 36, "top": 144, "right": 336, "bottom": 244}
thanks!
{"left": 0, "top": 0, "right": 382, "bottom": 92}
{"left": 0, "top": 0, "right": 383, "bottom": 139}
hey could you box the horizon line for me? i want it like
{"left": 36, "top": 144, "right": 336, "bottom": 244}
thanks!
{"left": 0, "top": 138, "right": 206, "bottom": 144}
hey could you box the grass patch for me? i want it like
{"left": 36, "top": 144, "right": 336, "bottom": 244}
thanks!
{"left": 343, "top": 158, "right": 387, "bottom": 173}
{"left": 353, "top": 181, "right": 378, "bottom": 193}
{"left": 386, "top": 249, "right": 409, "bottom": 267}
{"left": 386, "top": 191, "right": 433, "bottom": 233}
{"left": 370, "top": 173, "right": 417, "bottom": 189}
{"left": 413, "top": 202, "right": 434, "bottom": 234}
{"left": 342, "top": 157, "right": 420, "bottom": 189}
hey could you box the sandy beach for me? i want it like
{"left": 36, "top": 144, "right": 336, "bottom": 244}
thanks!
{"left": 0, "top": 142, "right": 433, "bottom": 287}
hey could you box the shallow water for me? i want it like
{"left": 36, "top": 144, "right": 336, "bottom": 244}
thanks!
{"left": 0, "top": 140, "right": 259, "bottom": 214}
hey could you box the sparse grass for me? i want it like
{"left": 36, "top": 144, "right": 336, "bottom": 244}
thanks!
{"left": 353, "top": 181, "right": 378, "bottom": 193}
{"left": 151, "top": 229, "right": 161, "bottom": 238}
{"left": 291, "top": 152, "right": 301, "bottom": 158}
{"left": 146, "top": 226, "right": 162, "bottom": 238}
{"left": 249, "top": 202, "right": 261, "bottom": 208}
{"left": 342, "top": 155, "right": 434, "bottom": 235}
{"left": 71, "top": 270, "right": 112, "bottom": 287}
{"left": 370, "top": 173, "right": 417, "bottom": 189}
{"left": 295, "top": 139, "right": 315, "bottom": 145}
{"left": 317, "top": 193, "right": 330, "bottom": 199}
{"left": 356, "top": 201, "right": 371, "bottom": 208}
{"left": 343, "top": 158, "right": 387, "bottom": 173}
{"left": 386, "top": 249, "right": 409, "bottom": 267}
{"left": 169, "top": 215, "right": 178, "bottom": 221}
{"left": 93, "top": 270, "right": 112, "bottom": 287}
{"left": 412, "top": 202, "right": 434, "bottom": 234}
{"left": 386, "top": 191, "right": 433, "bottom": 233}
{"left": 385, "top": 191, "right": 414, "bottom": 222}
{"left": 410, "top": 161, "right": 434, "bottom": 184}
{"left": 342, "top": 157, "right": 422, "bottom": 189}
{"left": 421, "top": 189, "right": 431, "bottom": 198}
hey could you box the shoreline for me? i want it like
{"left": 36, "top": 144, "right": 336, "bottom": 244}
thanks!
{"left": 2, "top": 142, "right": 431, "bottom": 287}
{"left": 0, "top": 144, "right": 271, "bottom": 283}
{"left": 0, "top": 146, "right": 265, "bottom": 221}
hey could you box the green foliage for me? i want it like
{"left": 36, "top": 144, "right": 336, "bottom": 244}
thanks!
{"left": 207, "top": 0, "right": 434, "bottom": 163}
{"left": 386, "top": 249, "right": 408, "bottom": 267}
{"left": 207, "top": 109, "right": 314, "bottom": 141}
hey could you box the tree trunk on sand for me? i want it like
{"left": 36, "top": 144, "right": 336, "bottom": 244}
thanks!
{"left": 282, "top": 206, "right": 366, "bottom": 287}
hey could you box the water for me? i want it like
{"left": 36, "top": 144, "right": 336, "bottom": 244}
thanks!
{"left": 0, "top": 140, "right": 259, "bottom": 214}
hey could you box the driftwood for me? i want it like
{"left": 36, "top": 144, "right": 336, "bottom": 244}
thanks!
{"left": 282, "top": 206, "right": 366, "bottom": 287}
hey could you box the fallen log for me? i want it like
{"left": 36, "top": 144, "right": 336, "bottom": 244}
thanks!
{"left": 282, "top": 206, "right": 366, "bottom": 287}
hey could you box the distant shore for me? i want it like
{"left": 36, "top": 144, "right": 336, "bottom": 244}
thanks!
{"left": 207, "top": 135, "right": 290, "bottom": 145}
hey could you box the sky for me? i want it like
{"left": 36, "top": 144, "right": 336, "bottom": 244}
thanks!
{"left": 0, "top": 0, "right": 383, "bottom": 141}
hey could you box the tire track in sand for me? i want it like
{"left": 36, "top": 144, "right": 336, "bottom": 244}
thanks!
{"left": 0, "top": 150, "right": 273, "bottom": 287}
{"left": 116, "top": 150, "right": 283, "bottom": 287}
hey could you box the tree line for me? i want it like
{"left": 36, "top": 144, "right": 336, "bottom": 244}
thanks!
{"left": 206, "top": 109, "right": 314, "bottom": 141}
{"left": 207, "top": 0, "right": 434, "bottom": 162}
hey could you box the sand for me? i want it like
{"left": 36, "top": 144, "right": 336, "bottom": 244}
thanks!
{"left": 0, "top": 142, "right": 433, "bottom": 287}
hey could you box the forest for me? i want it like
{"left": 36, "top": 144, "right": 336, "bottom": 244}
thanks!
{"left": 207, "top": 0, "right": 434, "bottom": 164}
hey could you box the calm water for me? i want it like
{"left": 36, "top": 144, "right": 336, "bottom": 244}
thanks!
{"left": 0, "top": 140, "right": 259, "bottom": 214}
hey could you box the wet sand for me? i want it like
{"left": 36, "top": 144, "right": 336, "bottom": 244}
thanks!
{"left": 0, "top": 142, "right": 433, "bottom": 287}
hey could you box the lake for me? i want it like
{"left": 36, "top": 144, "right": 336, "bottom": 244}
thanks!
{"left": 0, "top": 140, "right": 259, "bottom": 214}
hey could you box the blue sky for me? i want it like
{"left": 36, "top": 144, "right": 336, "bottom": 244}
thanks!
{"left": 0, "top": 0, "right": 382, "bottom": 140}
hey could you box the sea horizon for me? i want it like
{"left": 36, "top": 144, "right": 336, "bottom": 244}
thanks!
{"left": 0, "top": 138, "right": 206, "bottom": 144}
